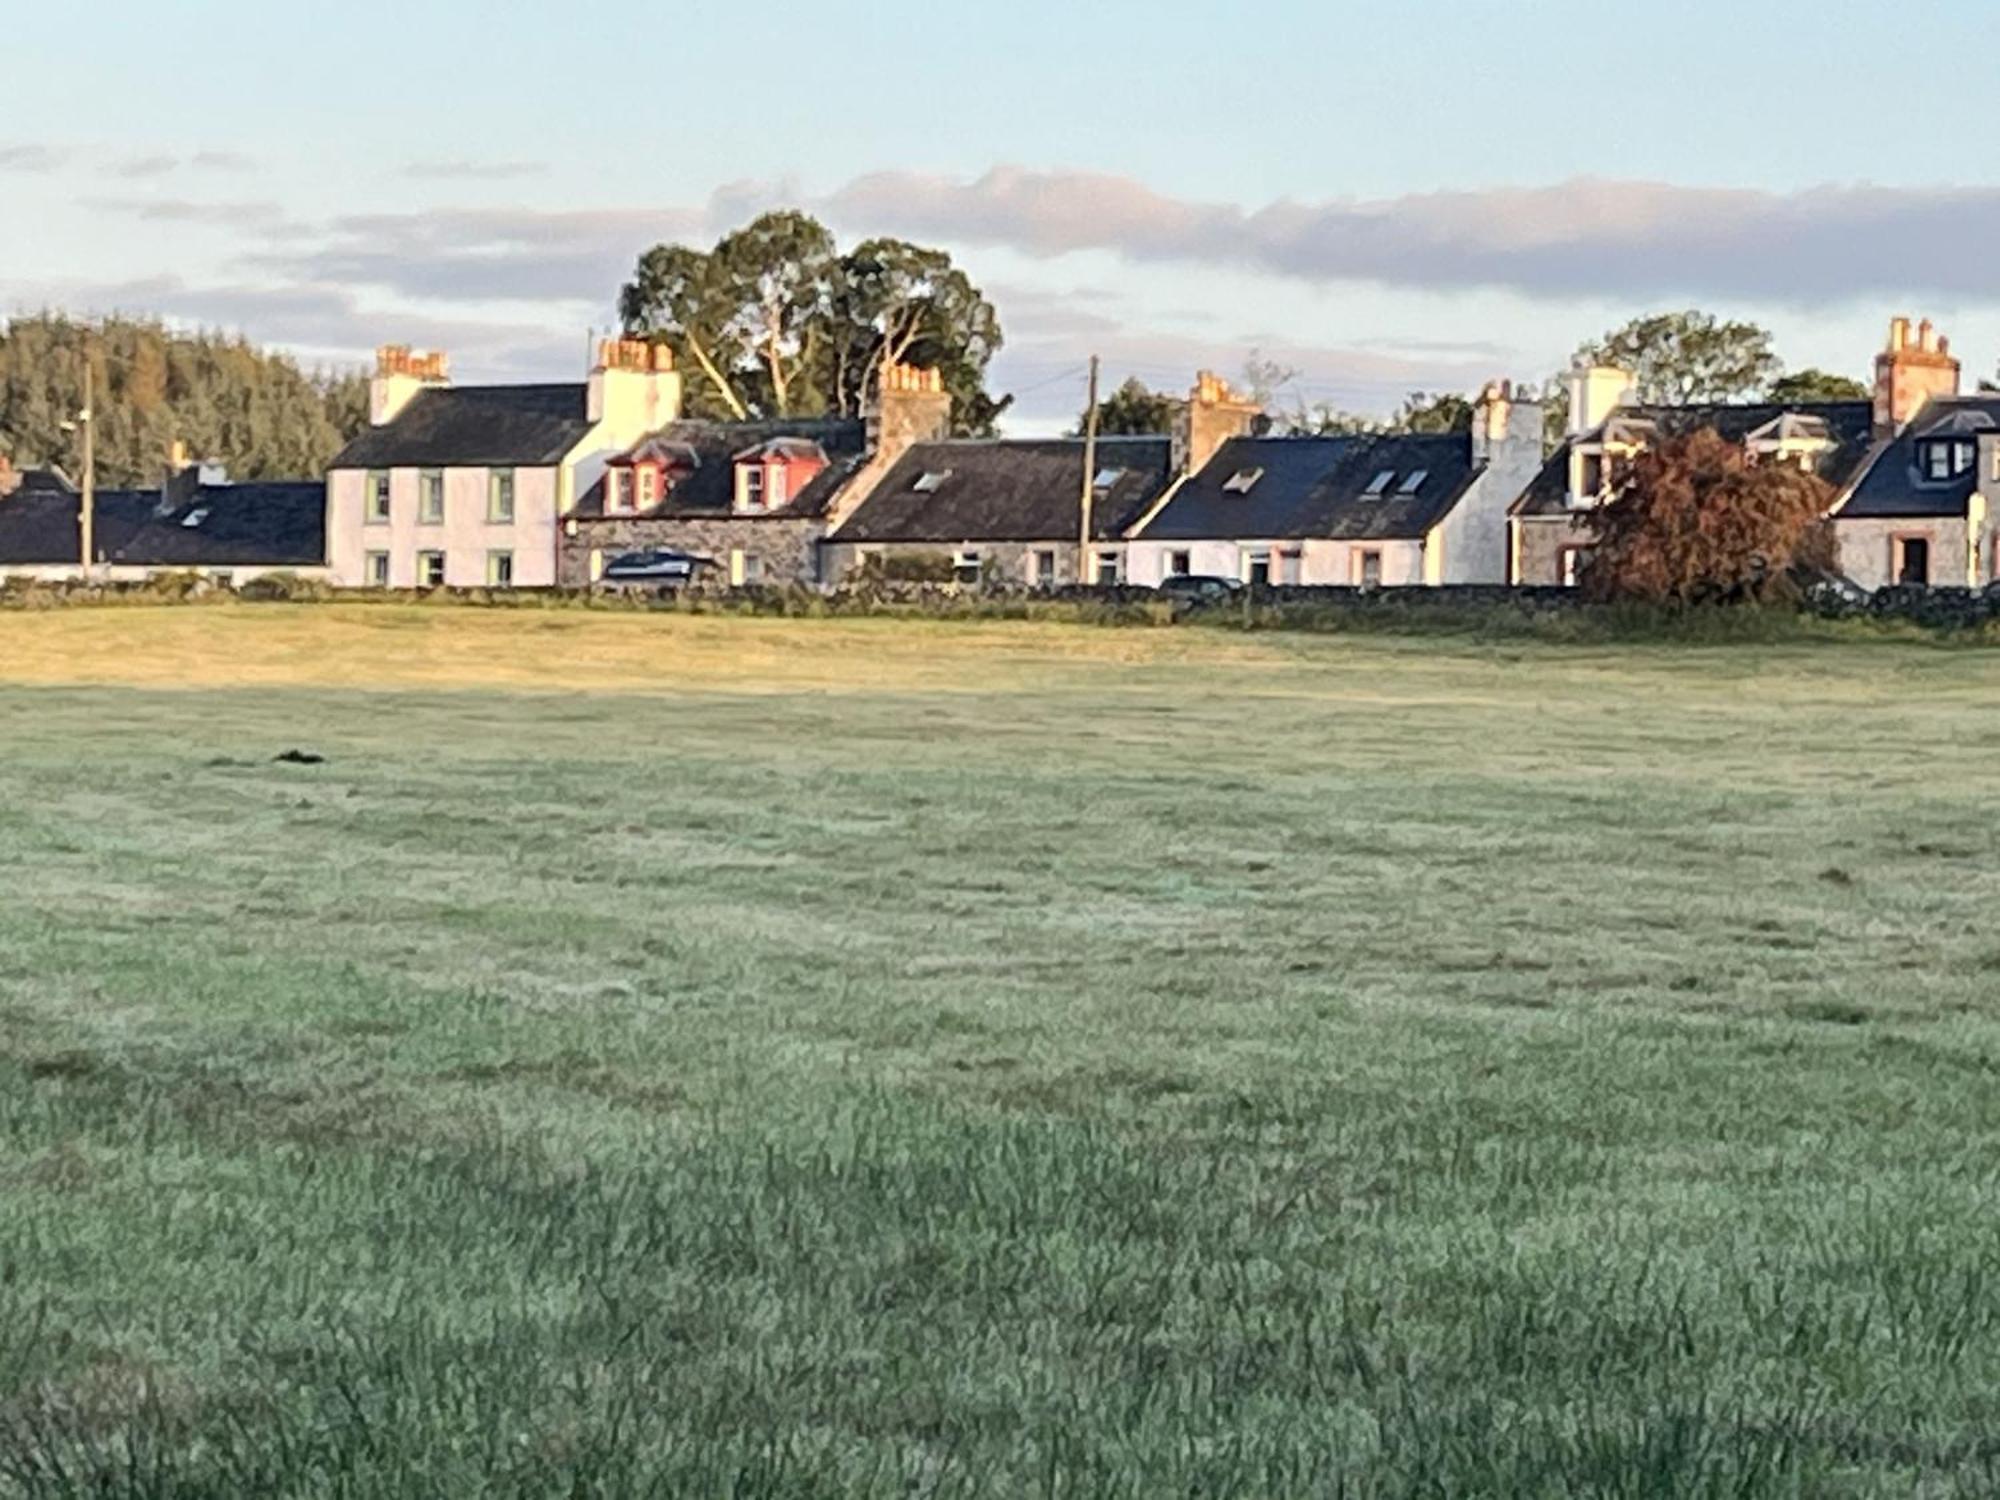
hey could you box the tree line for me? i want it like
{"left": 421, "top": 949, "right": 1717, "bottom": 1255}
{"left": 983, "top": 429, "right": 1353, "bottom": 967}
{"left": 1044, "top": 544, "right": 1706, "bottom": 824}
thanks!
{"left": 0, "top": 314, "right": 368, "bottom": 489}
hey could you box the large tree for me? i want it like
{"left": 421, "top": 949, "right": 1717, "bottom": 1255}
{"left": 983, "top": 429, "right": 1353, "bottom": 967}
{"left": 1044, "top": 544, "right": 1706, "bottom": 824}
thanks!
{"left": 620, "top": 215, "right": 1007, "bottom": 434}
{"left": 1079, "top": 377, "right": 1177, "bottom": 436}
{"left": 1767, "top": 369, "right": 1869, "bottom": 403}
{"left": 1581, "top": 428, "right": 1837, "bottom": 605}
{"left": 1575, "top": 311, "right": 1782, "bottom": 406}
{"left": 0, "top": 313, "right": 366, "bottom": 487}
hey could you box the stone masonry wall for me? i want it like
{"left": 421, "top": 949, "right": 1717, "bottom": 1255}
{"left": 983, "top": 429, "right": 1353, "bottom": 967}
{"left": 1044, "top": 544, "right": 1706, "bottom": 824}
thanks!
{"left": 559, "top": 517, "right": 827, "bottom": 587}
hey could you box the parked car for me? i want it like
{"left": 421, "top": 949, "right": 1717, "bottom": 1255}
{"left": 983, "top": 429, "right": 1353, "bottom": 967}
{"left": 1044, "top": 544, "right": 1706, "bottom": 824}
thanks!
{"left": 598, "top": 549, "right": 713, "bottom": 590}
{"left": 1155, "top": 573, "right": 1245, "bottom": 602}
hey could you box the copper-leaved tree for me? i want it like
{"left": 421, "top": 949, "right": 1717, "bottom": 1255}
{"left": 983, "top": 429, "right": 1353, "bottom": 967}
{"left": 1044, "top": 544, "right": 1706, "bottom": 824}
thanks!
{"left": 1582, "top": 429, "right": 1838, "bottom": 604}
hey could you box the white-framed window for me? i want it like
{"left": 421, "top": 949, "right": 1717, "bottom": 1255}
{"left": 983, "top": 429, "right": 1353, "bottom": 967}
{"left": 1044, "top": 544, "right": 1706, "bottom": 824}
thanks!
{"left": 487, "top": 468, "right": 515, "bottom": 523}
{"left": 418, "top": 469, "right": 444, "bottom": 524}
{"left": 1244, "top": 549, "right": 1272, "bottom": 587}
{"left": 728, "top": 551, "right": 763, "bottom": 585}
{"left": 1094, "top": 550, "right": 1121, "bottom": 584}
{"left": 740, "top": 466, "right": 767, "bottom": 511}
{"left": 486, "top": 550, "right": 514, "bottom": 587}
{"left": 417, "top": 550, "right": 446, "bottom": 588}
{"left": 1030, "top": 549, "right": 1056, "bottom": 586}
{"left": 952, "top": 548, "right": 982, "bottom": 584}
{"left": 364, "top": 550, "right": 390, "bottom": 587}
{"left": 365, "top": 471, "right": 390, "bottom": 523}
{"left": 1353, "top": 548, "right": 1384, "bottom": 587}
{"left": 588, "top": 548, "right": 605, "bottom": 582}
{"left": 1559, "top": 546, "right": 1592, "bottom": 589}
{"left": 606, "top": 470, "right": 634, "bottom": 515}
{"left": 637, "top": 467, "right": 657, "bottom": 509}
{"left": 1168, "top": 549, "right": 1191, "bottom": 577}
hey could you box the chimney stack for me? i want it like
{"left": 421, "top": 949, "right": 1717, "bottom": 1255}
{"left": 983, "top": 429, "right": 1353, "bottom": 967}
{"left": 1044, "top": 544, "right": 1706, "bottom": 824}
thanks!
{"left": 1567, "top": 362, "right": 1636, "bottom": 437}
{"left": 370, "top": 345, "right": 450, "bottom": 427}
{"left": 1173, "top": 370, "right": 1261, "bottom": 477}
{"left": 825, "top": 361, "right": 954, "bottom": 529}
{"left": 1472, "top": 379, "right": 1545, "bottom": 467}
{"left": 1873, "top": 315, "right": 1960, "bottom": 438}
{"left": 587, "top": 338, "right": 683, "bottom": 438}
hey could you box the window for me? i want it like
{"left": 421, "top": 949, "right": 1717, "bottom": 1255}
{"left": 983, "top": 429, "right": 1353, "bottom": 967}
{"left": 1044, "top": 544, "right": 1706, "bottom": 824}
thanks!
{"left": 1354, "top": 549, "right": 1384, "bottom": 587}
{"left": 210, "top": 570, "right": 234, "bottom": 589}
{"left": 1577, "top": 452, "right": 1604, "bottom": 501}
{"left": 1030, "top": 549, "right": 1056, "bottom": 586}
{"left": 1922, "top": 440, "right": 1975, "bottom": 481}
{"left": 637, "top": 467, "right": 658, "bottom": 509}
{"left": 952, "top": 548, "right": 982, "bottom": 584}
{"left": 365, "top": 471, "right": 390, "bottom": 524}
{"left": 1893, "top": 535, "right": 1931, "bottom": 587}
{"left": 728, "top": 549, "right": 763, "bottom": 586}
{"left": 1559, "top": 546, "right": 1593, "bottom": 588}
{"left": 1245, "top": 550, "right": 1271, "bottom": 588}
{"left": 1397, "top": 470, "right": 1428, "bottom": 495}
{"left": 1168, "top": 549, "right": 1192, "bottom": 577}
{"left": 606, "top": 470, "right": 633, "bottom": 515}
{"left": 741, "top": 466, "right": 766, "bottom": 510}
{"left": 1092, "top": 466, "right": 1126, "bottom": 492}
{"left": 365, "top": 550, "right": 390, "bottom": 587}
{"left": 1278, "top": 548, "right": 1302, "bottom": 586}
{"left": 1364, "top": 470, "right": 1396, "bottom": 497}
{"left": 418, "top": 469, "right": 443, "bottom": 524}
{"left": 486, "top": 550, "right": 514, "bottom": 587}
{"left": 913, "top": 470, "right": 952, "bottom": 494}
{"left": 180, "top": 508, "right": 210, "bottom": 529}
{"left": 588, "top": 548, "right": 605, "bottom": 582}
{"left": 1094, "top": 550, "right": 1121, "bottom": 585}
{"left": 487, "top": 468, "right": 515, "bottom": 523}
{"left": 416, "top": 550, "right": 446, "bottom": 588}
{"left": 1222, "top": 468, "right": 1263, "bottom": 494}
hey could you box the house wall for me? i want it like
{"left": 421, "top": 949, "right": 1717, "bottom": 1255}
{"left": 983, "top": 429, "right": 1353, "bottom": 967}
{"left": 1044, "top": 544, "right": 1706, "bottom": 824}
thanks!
{"left": 1513, "top": 512, "right": 1599, "bottom": 587}
{"left": 560, "top": 516, "right": 828, "bottom": 587}
{"left": 1123, "top": 539, "right": 1244, "bottom": 586}
{"left": 328, "top": 465, "right": 560, "bottom": 586}
{"left": 1834, "top": 516, "right": 1976, "bottom": 590}
{"left": 1298, "top": 538, "right": 1424, "bottom": 586}
{"left": 821, "top": 537, "right": 1100, "bottom": 586}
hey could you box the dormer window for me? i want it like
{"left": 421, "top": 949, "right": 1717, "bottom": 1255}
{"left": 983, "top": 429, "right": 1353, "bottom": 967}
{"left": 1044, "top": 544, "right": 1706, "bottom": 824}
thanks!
{"left": 1922, "top": 439, "right": 1975, "bottom": 481}
{"left": 606, "top": 470, "right": 635, "bottom": 515}
{"left": 912, "top": 470, "right": 952, "bottom": 494}
{"left": 1364, "top": 470, "right": 1395, "bottom": 496}
{"left": 1221, "top": 467, "right": 1263, "bottom": 494}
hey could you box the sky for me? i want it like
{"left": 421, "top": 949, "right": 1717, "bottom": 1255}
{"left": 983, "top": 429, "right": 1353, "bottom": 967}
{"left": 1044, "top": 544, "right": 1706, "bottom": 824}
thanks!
{"left": 7, "top": 0, "right": 2000, "bottom": 432}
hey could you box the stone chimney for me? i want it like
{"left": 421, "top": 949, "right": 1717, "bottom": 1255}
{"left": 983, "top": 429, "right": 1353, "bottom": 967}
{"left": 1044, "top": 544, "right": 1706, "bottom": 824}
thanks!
{"left": 1471, "top": 380, "right": 1545, "bottom": 469}
{"left": 587, "top": 338, "right": 683, "bottom": 439}
{"left": 1873, "top": 315, "right": 1960, "bottom": 438}
{"left": 1173, "top": 370, "right": 1261, "bottom": 477}
{"left": 370, "top": 345, "right": 450, "bottom": 426}
{"left": 1567, "top": 362, "right": 1636, "bottom": 437}
{"left": 865, "top": 360, "right": 953, "bottom": 468}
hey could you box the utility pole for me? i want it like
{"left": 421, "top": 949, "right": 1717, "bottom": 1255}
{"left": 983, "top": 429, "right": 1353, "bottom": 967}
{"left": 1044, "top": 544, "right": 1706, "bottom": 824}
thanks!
{"left": 1077, "top": 355, "right": 1100, "bottom": 586}
{"left": 78, "top": 356, "right": 95, "bottom": 579}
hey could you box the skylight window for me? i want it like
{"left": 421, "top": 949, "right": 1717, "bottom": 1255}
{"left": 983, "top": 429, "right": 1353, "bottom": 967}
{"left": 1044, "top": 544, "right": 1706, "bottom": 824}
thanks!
{"left": 912, "top": 470, "right": 953, "bottom": 493}
{"left": 1397, "top": 470, "right": 1428, "bottom": 495}
{"left": 1363, "top": 470, "right": 1396, "bottom": 497}
{"left": 1092, "top": 466, "right": 1126, "bottom": 491}
{"left": 181, "top": 507, "right": 210, "bottom": 528}
{"left": 1221, "top": 467, "right": 1264, "bottom": 494}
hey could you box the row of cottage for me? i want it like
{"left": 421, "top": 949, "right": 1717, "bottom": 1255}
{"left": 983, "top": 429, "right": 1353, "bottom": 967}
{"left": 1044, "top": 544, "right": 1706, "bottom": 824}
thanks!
{"left": 0, "top": 318, "right": 1991, "bottom": 594}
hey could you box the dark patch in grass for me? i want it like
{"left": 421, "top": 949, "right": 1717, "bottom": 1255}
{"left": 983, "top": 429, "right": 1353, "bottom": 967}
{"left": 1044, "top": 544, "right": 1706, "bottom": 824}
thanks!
{"left": 21, "top": 1051, "right": 106, "bottom": 1082}
{"left": 1784, "top": 998, "right": 1871, "bottom": 1027}
{"left": 1818, "top": 866, "right": 1855, "bottom": 886}
{"left": 273, "top": 748, "right": 326, "bottom": 765}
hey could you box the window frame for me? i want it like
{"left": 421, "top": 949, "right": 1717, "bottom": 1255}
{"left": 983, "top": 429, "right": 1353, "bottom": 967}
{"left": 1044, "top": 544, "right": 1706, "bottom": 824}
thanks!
{"left": 1030, "top": 548, "right": 1057, "bottom": 586}
{"left": 365, "top": 471, "right": 391, "bottom": 524}
{"left": 364, "top": 550, "right": 391, "bottom": 587}
{"left": 418, "top": 468, "right": 444, "bottom": 524}
{"left": 1352, "top": 547, "right": 1385, "bottom": 587}
{"left": 487, "top": 468, "right": 516, "bottom": 524}
{"left": 416, "top": 549, "right": 447, "bottom": 588}
{"left": 486, "top": 550, "right": 514, "bottom": 588}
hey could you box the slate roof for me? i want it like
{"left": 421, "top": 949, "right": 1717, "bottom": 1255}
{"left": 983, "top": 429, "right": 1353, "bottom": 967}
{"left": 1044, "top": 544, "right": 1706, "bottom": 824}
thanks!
{"left": 572, "top": 418, "right": 868, "bottom": 521}
{"left": 834, "top": 436, "right": 1173, "bottom": 543}
{"left": 1839, "top": 394, "right": 2000, "bottom": 520}
{"left": 1136, "top": 432, "right": 1481, "bottom": 543}
{"left": 0, "top": 483, "right": 324, "bottom": 567}
{"left": 330, "top": 385, "right": 594, "bottom": 469}
{"left": 1513, "top": 399, "right": 1876, "bottom": 517}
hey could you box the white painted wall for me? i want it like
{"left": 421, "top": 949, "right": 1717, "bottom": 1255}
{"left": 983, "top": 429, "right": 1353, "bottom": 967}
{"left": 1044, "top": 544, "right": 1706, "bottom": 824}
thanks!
{"left": 328, "top": 465, "right": 559, "bottom": 586}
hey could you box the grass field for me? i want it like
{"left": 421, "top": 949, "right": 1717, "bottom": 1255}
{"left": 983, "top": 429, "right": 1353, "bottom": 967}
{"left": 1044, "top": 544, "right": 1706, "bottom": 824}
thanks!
{"left": 4, "top": 606, "right": 2000, "bottom": 1496}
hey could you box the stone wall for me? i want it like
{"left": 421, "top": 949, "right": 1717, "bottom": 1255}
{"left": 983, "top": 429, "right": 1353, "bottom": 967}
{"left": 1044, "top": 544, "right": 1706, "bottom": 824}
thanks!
{"left": 559, "top": 516, "right": 827, "bottom": 588}
{"left": 821, "top": 538, "right": 1090, "bottom": 587}
{"left": 1513, "top": 512, "right": 1597, "bottom": 587}
{"left": 1833, "top": 515, "right": 1975, "bottom": 591}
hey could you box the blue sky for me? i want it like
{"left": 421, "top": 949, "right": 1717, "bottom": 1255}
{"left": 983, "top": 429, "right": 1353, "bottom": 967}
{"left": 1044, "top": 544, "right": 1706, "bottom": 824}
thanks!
{"left": 7, "top": 0, "right": 2000, "bottom": 429}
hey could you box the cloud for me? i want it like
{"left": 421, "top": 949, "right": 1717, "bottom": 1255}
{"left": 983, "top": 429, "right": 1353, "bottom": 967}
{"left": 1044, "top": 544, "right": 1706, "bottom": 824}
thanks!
{"left": 403, "top": 160, "right": 548, "bottom": 181}
{"left": 192, "top": 150, "right": 257, "bottom": 172}
{"left": 88, "top": 197, "right": 301, "bottom": 232}
{"left": 800, "top": 166, "right": 2000, "bottom": 307}
{"left": 109, "top": 154, "right": 182, "bottom": 180}
{"left": 0, "top": 142, "right": 66, "bottom": 173}
{"left": 251, "top": 206, "right": 710, "bottom": 304}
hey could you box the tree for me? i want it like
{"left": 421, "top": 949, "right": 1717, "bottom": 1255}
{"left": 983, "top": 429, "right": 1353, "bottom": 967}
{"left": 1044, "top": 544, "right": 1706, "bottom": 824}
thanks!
{"left": 1580, "top": 428, "right": 1836, "bottom": 605}
{"left": 1391, "top": 391, "right": 1474, "bottom": 434}
{"left": 1767, "top": 369, "right": 1869, "bottom": 403}
{"left": 1576, "top": 311, "right": 1781, "bottom": 406}
{"left": 621, "top": 216, "right": 1007, "bottom": 435}
{"left": 1079, "top": 377, "right": 1177, "bottom": 436}
{"left": 0, "top": 313, "right": 367, "bottom": 487}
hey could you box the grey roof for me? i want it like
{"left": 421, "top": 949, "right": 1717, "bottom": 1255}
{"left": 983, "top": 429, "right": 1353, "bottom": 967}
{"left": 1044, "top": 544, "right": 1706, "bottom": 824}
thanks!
{"left": 1138, "top": 432, "right": 1479, "bottom": 542}
{"left": 0, "top": 483, "right": 324, "bottom": 567}
{"left": 572, "top": 418, "right": 867, "bottom": 521}
{"left": 1513, "top": 399, "right": 1875, "bottom": 517}
{"left": 114, "top": 482, "right": 325, "bottom": 566}
{"left": 330, "top": 385, "right": 593, "bottom": 469}
{"left": 835, "top": 436, "right": 1173, "bottom": 543}
{"left": 1842, "top": 395, "right": 2000, "bottom": 519}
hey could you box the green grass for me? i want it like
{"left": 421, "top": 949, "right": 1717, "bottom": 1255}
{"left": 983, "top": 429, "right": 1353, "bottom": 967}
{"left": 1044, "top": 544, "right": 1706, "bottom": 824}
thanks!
{"left": 4, "top": 608, "right": 2000, "bottom": 1495}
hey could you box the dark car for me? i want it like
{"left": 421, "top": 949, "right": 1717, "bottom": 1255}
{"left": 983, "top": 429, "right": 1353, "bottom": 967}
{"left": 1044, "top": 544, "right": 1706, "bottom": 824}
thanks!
{"left": 1155, "top": 573, "right": 1245, "bottom": 601}
{"left": 598, "top": 548, "right": 713, "bottom": 589}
